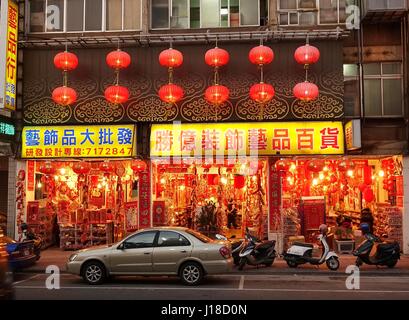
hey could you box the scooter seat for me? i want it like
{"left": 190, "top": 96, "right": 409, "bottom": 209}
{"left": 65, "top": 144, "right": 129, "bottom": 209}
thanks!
{"left": 293, "top": 242, "right": 314, "bottom": 248}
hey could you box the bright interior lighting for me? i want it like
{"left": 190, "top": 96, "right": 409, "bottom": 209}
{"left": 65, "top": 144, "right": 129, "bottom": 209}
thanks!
{"left": 37, "top": 182, "right": 42, "bottom": 189}
{"left": 60, "top": 168, "right": 66, "bottom": 175}
{"left": 378, "top": 170, "right": 385, "bottom": 177}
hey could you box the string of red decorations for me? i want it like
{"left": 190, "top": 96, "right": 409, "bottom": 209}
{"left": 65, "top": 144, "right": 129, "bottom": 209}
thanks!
{"left": 158, "top": 46, "right": 184, "bottom": 104}
{"left": 248, "top": 41, "right": 275, "bottom": 114}
{"left": 293, "top": 37, "right": 320, "bottom": 102}
{"left": 205, "top": 42, "right": 230, "bottom": 120}
{"left": 52, "top": 48, "right": 78, "bottom": 106}
{"left": 105, "top": 48, "right": 131, "bottom": 104}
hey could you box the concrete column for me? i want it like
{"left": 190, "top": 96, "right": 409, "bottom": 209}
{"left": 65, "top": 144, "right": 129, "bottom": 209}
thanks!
{"left": 7, "top": 158, "right": 16, "bottom": 238}
{"left": 403, "top": 156, "right": 409, "bottom": 254}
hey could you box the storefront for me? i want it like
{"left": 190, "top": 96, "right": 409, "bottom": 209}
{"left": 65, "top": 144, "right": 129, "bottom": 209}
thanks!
{"left": 149, "top": 122, "right": 404, "bottom": 253}
{"left": 18, "top": 124, "right": 148, "bottom": 250}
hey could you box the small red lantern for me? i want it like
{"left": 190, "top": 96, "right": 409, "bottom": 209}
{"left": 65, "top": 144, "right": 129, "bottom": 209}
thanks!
{"left": 293, "top": 81, "right": 319, "bottom": 102}
{"left": 249, "top": 45, "right": 274, "bottom": 66}
{"left": 54, "top": 51, "right": 78, "bottom": 71}
{"left": 99, "top": 162, "right": 114, "bottom": 172}
{"left": 72, "top": 162, "right": 91, "bottom": 175}
{"left": 234, "top": 175, "right": 246, "bottom": 189}
{"left": 205, "top": 85, "right": 229, "bottom": 105}
{"left": 275, "top": 159, "right": 291, "bottom": 172}
{"left": 105, "top": 85, "right": 130, "bottom": 104}
{"left": 52, "top": 86, "right": 77, "bottom": 106}
{"left": 159, "top": 48, "right": 183, "bottom": 68}
{"left": 205, "top": 47, "right": 230, "bottom": 67}
{"left": 305, "top": 159, "right": 325, "bottom": 173}
{"left": 294, "top": 44, "right": 320, "bottom": 65}
{"left": 106, "top": 49, "right": 131, "bottom": 70}
{"left": 38, "top": 162, "right": 56, "bottom": 175}
{"left": 131, "top": 159, "right": 147, "bottom": 173}
{"left": 250, "top": 83, "right": 275, "bottom": 104}
{"left": 158, "top": 83, "right": 184, "bottom": 104}
{"left": 363, "top": 187, "right": 375, "bottom": 203}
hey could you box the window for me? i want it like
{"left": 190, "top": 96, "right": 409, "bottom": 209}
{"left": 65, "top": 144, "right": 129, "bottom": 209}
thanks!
{"left": 363, "top": 62, "right": 403, "bottom": 117}
{"left": 150, "top": 0, "right": 267, "bottom": 29}
{"left": 343, "top": 64, "right": 360, "bottom": 117}
{"left": 27, "top": 0, "right": 142, "bottom": 33}
{"left": 319, "top": 0, "right": 346, "bottom": 24}
{"left": 185, "top": 229, "right": 212, "bottom": 243}
{"left": 157, "top": 231, "right": 191, "bottom": 247}
{"left": 124, "top": 231, "right": 157, "bottom": 249}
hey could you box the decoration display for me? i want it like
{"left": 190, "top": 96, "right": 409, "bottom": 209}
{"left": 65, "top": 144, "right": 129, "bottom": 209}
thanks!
{"left": 106, "top": 49, "right": 131, "bottom": 70}
{"left": 105, "top": 48, "right": 131, "bottom": 104}
{"left": 52, "top": 49, "right": 78, "bottom": 106}
{"left": 158, "top": 46, "right": 184, "bottom": 104}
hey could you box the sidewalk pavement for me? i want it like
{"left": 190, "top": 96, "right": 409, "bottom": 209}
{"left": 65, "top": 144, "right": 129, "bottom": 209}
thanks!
{"left": 17, "top": 246, "right": 409, "bottom": 276}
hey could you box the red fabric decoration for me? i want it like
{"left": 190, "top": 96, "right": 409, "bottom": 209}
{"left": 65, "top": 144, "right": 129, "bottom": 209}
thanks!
{"left": 250, "top": 83, "right": 275, "bottom": 104}
{"left": 106, "top": 49, "right": 131, "bottom": 69}
{"left": 99, "top": 162, "right": 114, "bottom": 172}
{"left": 38, "top": 162, "right": 56, "bottom": 175}
{"left": 363, "top": 165, "right": 372, "bottom": 185}
{"left": 131, "top": 160, "right": 147, "bottom": 173}
{"left": 205, "top": 85, "right": 230, "bottom": 105}
{"left": 159, "top": 48, "right": 183, "bottom": 68}
{"left": 54, "top": 51, "right": 78, "bottom": 71}
{"left": 249, "top": 45, "right": 274, "bottom": 65}
{"left": 52, "top": 86, "right": 77, "bottom": 106}
{"left": 207, "top": 174, "right": 219, "bottom": 186}
{"left": 205, "top": 47, "right": 230, "bottom": 67}
{"left": 105, "top": 85, "right": 130, "bottom": 104}
{"left": 293, "top": 81, "right": 319, "bottom": 102}
{"left": 275, "top": 159, "right": 291, "bottom": 171}
{"left": 72, "top": 162, "right": 91, "bottom": 175}
{"left": 363, "top": 188, "right": 375, "bottom": 203}
{"left": 158, "top": 83, "right": 184, "bottom": 104}
{"left": 305, "top": 159, "right": 325, "bottom": 172}
{"left": 294, "top": 44, "right": 320, "bottom": 65}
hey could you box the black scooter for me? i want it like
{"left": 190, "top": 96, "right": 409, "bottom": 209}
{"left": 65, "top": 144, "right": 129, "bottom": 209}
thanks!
{"left": 215, "top": 234, "right": 245, "bottom": 265}
{"left": 238, "top": 228, "right": 276, "bottom": 270}
{"left": 353, "top": 233, "right": 400, "bottom": 268}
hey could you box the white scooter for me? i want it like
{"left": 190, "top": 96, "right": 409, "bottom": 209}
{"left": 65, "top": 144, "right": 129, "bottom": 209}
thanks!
{"left": 283, "top": 224, "right": 340, "bottom": 271}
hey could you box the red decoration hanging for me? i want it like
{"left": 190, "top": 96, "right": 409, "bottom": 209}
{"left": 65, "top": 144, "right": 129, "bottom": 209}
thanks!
{"left": 294, "top": 44, "right": 320, "bottom": 66}
{"left": 99, "top": 161, "right": 114, "bottom": 172}
{"left": 54, "top": 51, "right": 78, "bottom": 71}
{"left": 250, "top": 83, "right": 275, "bottom": 104}
{"left": 159, "top": 83, "right": 184, "bottom": 104}
{"left": 363, "top": 187, "right": 375, "bottom": 203}
{"left": 72, "top": 162, "right": 91, "bottom": 175}
{"left": 205, "top": 47, "right": 230, "bottom": 67}
{"left": 275, "top": 159, "right": 291, "bottom": 172}
{"left": 131, "top": 159, "right": 147, "bottom": 173}
{"left": 234, "top": 175, "right": 246, "bottom": 189}
{"left": 159, "top": 48, "right": 183, "bottom": 68}
{"left": 205, "top": 85, "right": 230, "bottom": 105}
{"left": 52, "top": 86, "right": 77, "bottom": 106}
{"left": 105, "top": 85, "right": 130, "bottom": 104}
{"left": 38, "top": 162, "right": 56, "bottom": 175}
{"left": 106, "top": 49, "right": 131, "bottom": 70}
{"left": 363, "top": 165, "right": 372, "bottom": 185}
{"left": 305, "top": 159, "right": 325, "bottom": 173}
{"left": 293, "top": 81, "right": 319, "bottom": 102}
{"left": 249, "top": 45, "right": 274, "bottom": 66}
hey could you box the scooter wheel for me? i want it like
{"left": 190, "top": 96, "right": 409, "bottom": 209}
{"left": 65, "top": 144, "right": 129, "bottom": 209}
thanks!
{"left": 238, "top": 258, "right": 246, "bottom": 271}
{"left": 286, "top": 260, "right": 298, "bottom": 268}
{"left": 326, "top": 257, "right": 340, "bottom": 271}
{"left": 386, "top": 260, "right": 398, "bottom": 268}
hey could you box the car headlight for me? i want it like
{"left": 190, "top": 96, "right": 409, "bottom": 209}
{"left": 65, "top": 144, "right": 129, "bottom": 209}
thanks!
{"left": 69, "top": 254, "right": 78, "bottom": 262}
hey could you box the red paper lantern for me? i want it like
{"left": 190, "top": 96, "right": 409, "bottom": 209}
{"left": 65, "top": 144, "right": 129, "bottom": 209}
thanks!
{"left": 250, "top": 83, "right": 275, "bottom": 104}
{"left": 106, "top": 49, "right": 131, "bottom": 70}
{"left": 294, "top": 44, "right": 320, "bottom": 65}
{"left": 205, "top": 47, "right": 230, "bottom": 67}
{"left": 363, "top": 166, "right": 372, "bottom": 185}
{"left": 249, "top": 45, "right": 274, "bottom": 66}
{"left": 99, "top": 162, "right": 114, "bottom": 172}
{"left": 105, "top": 85, "right": 130, "bottom": 104}
{"left": 72, "top": 162, "right": 91, "bottom": 175}
{"left": 159, "top": 48, "right": 183, "bottom": 68}
{"left": 205, "top": 85, "right": 230, "bottom": 105}
{"left": 207, "top": 174, "right": 219, "bottom": 186}
{"left": 158, "top": 83, "right": 184, "bottom": 104}
{"left": 38, "top": 162, "right": 56, "bottom": 175}
{"left": 54, "top": 51, "right": 78, "bottom": 71}
{"left": 52, "top": 86, "right": 77, "bottom": 106}
{"left": 363, "top": 187, "right": 375, "bottom": 203}
{"left": 234, "top": 175, "right": 246, "bottom": 189}
{"left": 275, "top": 159, "right": 291, "bottom": 171}
{"left": 330, "top": 175, "right": 338, "bottom": 183}
{"left": 131, "top": 160, "right": 147, "bottom": 173}
{"left": 358, "top": 183, "right": 368, "bottom": 192}
{"left": 293, "top": 81, "right": 319, "bottom": 102}
{"left": 305, "top": 159, "right": 325, "bottom": 173}
{"left": 338, "top": 159, "right": 355, "bottom": 172}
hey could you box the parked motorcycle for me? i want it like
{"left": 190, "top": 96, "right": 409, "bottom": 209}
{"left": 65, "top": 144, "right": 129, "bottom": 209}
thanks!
{"left": 283, "top": 224, "right": 340, "bottom": 271}
{"left": 238, "top": 228, "right": 277, "bottom": 270}
{"left": 20, "top": 223, "right": 42, "bottom": 261}
{"left": 215, "top": 234, "right": 245, "bottom": 266}
{"left": 353, "top": 223, "right": 400, "bottom": 268}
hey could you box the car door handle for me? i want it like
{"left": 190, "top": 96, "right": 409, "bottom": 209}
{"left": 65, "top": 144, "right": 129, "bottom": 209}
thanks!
{"left": 144, "top": 252, "right": 151, "bottom": 255}
{"left": 180, "top": 250, "right": 187, "bottom": 253}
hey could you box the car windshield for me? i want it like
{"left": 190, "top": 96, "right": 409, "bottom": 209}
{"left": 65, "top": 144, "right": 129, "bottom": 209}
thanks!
{"left": 185, "top": 229, "right": 212, "bottom": 243}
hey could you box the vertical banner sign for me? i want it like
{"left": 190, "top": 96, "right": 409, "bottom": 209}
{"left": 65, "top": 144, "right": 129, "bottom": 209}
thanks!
{"left": 138, "top": 166, "right": 151, "bottom": 229}
{"left": 153, "top": 200, "right": 166, "bottom": 226}
{"left": 0, "top": 0, "right": 18, "bottom": 110}
{"left": 125, "top": 201, "right": 138, "bottom": 232}
{"left": 27, "top": 160, "right": 35, "bottom": 191}
{"left": 268, "top": 159, "right": 281, "bottom": 233}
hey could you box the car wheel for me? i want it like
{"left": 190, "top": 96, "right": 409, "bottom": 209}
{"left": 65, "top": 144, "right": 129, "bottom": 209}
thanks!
{"left": 82, "top": 261, "right": 106, "bottom": 285}
{"left": 180, "top": 262, "right": 203, "bottom": 286}
{"left": 326, "top": 257, "right": 340, "bottom": 271}
{"left": 286, "top": 260, "right": 298, "bottom": 268}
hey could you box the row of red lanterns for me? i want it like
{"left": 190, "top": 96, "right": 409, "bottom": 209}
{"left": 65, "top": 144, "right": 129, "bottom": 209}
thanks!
{"left": 52, "top": 42, "right": 320, "bottom": 106}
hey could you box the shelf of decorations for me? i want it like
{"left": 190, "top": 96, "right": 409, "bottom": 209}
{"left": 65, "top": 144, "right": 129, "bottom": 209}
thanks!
{"left": 282, "top": 207, "right": 301, "bottom": 250}
{"left": 27, "top": 202, "right": 54, "bottom": 249}
{"left": 375, "top": 203, "right": 403, "bottom": 248}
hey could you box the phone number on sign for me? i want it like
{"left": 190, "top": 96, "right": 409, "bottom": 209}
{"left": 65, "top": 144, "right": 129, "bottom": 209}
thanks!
{"left": 83, "top": 147, "right": 134, "bottom": 156}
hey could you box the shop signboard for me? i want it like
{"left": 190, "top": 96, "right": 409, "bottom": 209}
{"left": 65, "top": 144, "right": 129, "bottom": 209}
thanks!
{"left": 151, "top": 122, "right": 345, "bottom": 158}
{"left": 345, "top": 119, "right": 361, "bottom": 151}
{"left": 139, "top": 166, "right": 151, "bottom": 229}
{"left": 0, "top": 114, "right": 15, "bottom": 141}
{"left": 0, "top": 0, "right": 18, "bottom": 111}
{"left": 21, "top": 125, "right": 137, "bottom": 158}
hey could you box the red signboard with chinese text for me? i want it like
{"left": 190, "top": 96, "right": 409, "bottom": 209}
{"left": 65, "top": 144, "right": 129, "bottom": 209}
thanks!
{"left": 269, "top": 159, "right": 281, "bottom": 232}
{"left": 139, "top": 166, "right": 151, "bottom": 229}
{"left": 27, "top": 160, "right": 35, "bottom": 191}
{"left": 153, "top": 201, "right": 166, "bottom": 226}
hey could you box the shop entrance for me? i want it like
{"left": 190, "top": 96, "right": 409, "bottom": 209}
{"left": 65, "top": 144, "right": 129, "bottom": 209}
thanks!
{"left": 151, "top": 158, "right": 268, "bottom": 239}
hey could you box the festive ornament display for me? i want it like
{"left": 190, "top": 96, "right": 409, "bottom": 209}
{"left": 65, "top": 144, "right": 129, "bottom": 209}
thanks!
{"left": 294, "top": 44, "right": 320, "bottom": 66}
{"left": 250, "top": 82, "right": 275, "bottom": 104}
{"left": 52, "top": 49, "right": 78, "bottom": 105}
{"left": 52, "top": 86, "right": 77, "bottom": 106}
{"left": 131, "top": 159, "right": 148, "bottom": 173}
{"left": 72, "top": 162, "right": 91, "bottom": 175}
{"left": 293, "top": 81, "right": 319, "bottom": 102}
{"left": 54, "top": 51, "right": 79, "bottom": 71}
{"left": 159, "top": 83, "right": 184, "bottom": 104}
{"left": 99, "top": 161, "right": 114, "bottom": 172}
{"left": 106, "top": 49, "right": 131, "bottom": 70}
{"left": 205, "top": 85, "right": 230, "bottom": 105}
{"left": 39, "top": 162, "right": 56, "bottom": 175}
{"left": 249, "top": 45, "right": 274, "bottom": 66}
{"left": 159, "top": 46, "right": 184, "bottom": 104}
{"left": 159, "top": 48, "right": 184, "bottom": 68}
{"left": 104, "top": 85, "right": 130, "bottom": 104}
{"left": 105, "top": 47, "right": 131, "bottom": 104}
{"left": 205, "top": 47, "right": 230, "bottom": 67}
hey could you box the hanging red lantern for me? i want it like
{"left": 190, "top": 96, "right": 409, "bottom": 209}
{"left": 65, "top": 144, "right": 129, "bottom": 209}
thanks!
{"left": 158, "top": 83, "right": 184, "bottom": 104}
{"left": 234, "top": 175, "right": 246, "bottom": 189}
{"left": 250, "top": 83, "right": 275, "bottom": 104}
{"left": 72, "top": 162, "right": 91, "bottom": 175}
{"left": 54, "top": 51, "right": 78, "bottom": 71}
{"left": 305, "top": 159, "right": 325, "bottom": 173}
{"left": 131, "top": 159, "right": 147, "bottom": 173}
{"left": 205, "top": 47, "right": 230, "bottom": 67}
{"left": 38, "top": 162, "right": 56, "bottom": 175}
{"left": 329, "top": 175, "right": 338, "bottom": 183}
{"left": 105, "top": 85, "right": 130, "bottom": 104}
{"left": 159, "top": 48, "right": 184, "bottom": 68}
{"left": 106, "top": 49, "right": 131, "bottom": 70}
{"left": 275, "top": 159, "right": 291, "bottom": 171}
{"left": 363, "top": 187, "right": 375, "bottom": 203}
{"left": 363, "top": 165, "right": 372, "bottom": 185}
{"left": 52, "top": 86, "right": 77, "bottom": 106}
{"left": 205, "top": 85, "right": 229, "bottom": 105}
{"left": 249, "top": 45, "right": 274, "bottom": 66}
{"left": 99, "top": 161, "right": 114, "bottom": 172}
{"left": 294, "top": 44, "right": 320, "bottom": 65}
{"left": 293, "top": 81, "right": 319, "bottom": 102}
{"left": 358, "top": 183, "right": 368, "bottom": 192}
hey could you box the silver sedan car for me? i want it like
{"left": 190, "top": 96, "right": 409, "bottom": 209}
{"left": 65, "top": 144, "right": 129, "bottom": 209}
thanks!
{"left": 66, "top": 227, "right": 233, "bottom": 286}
